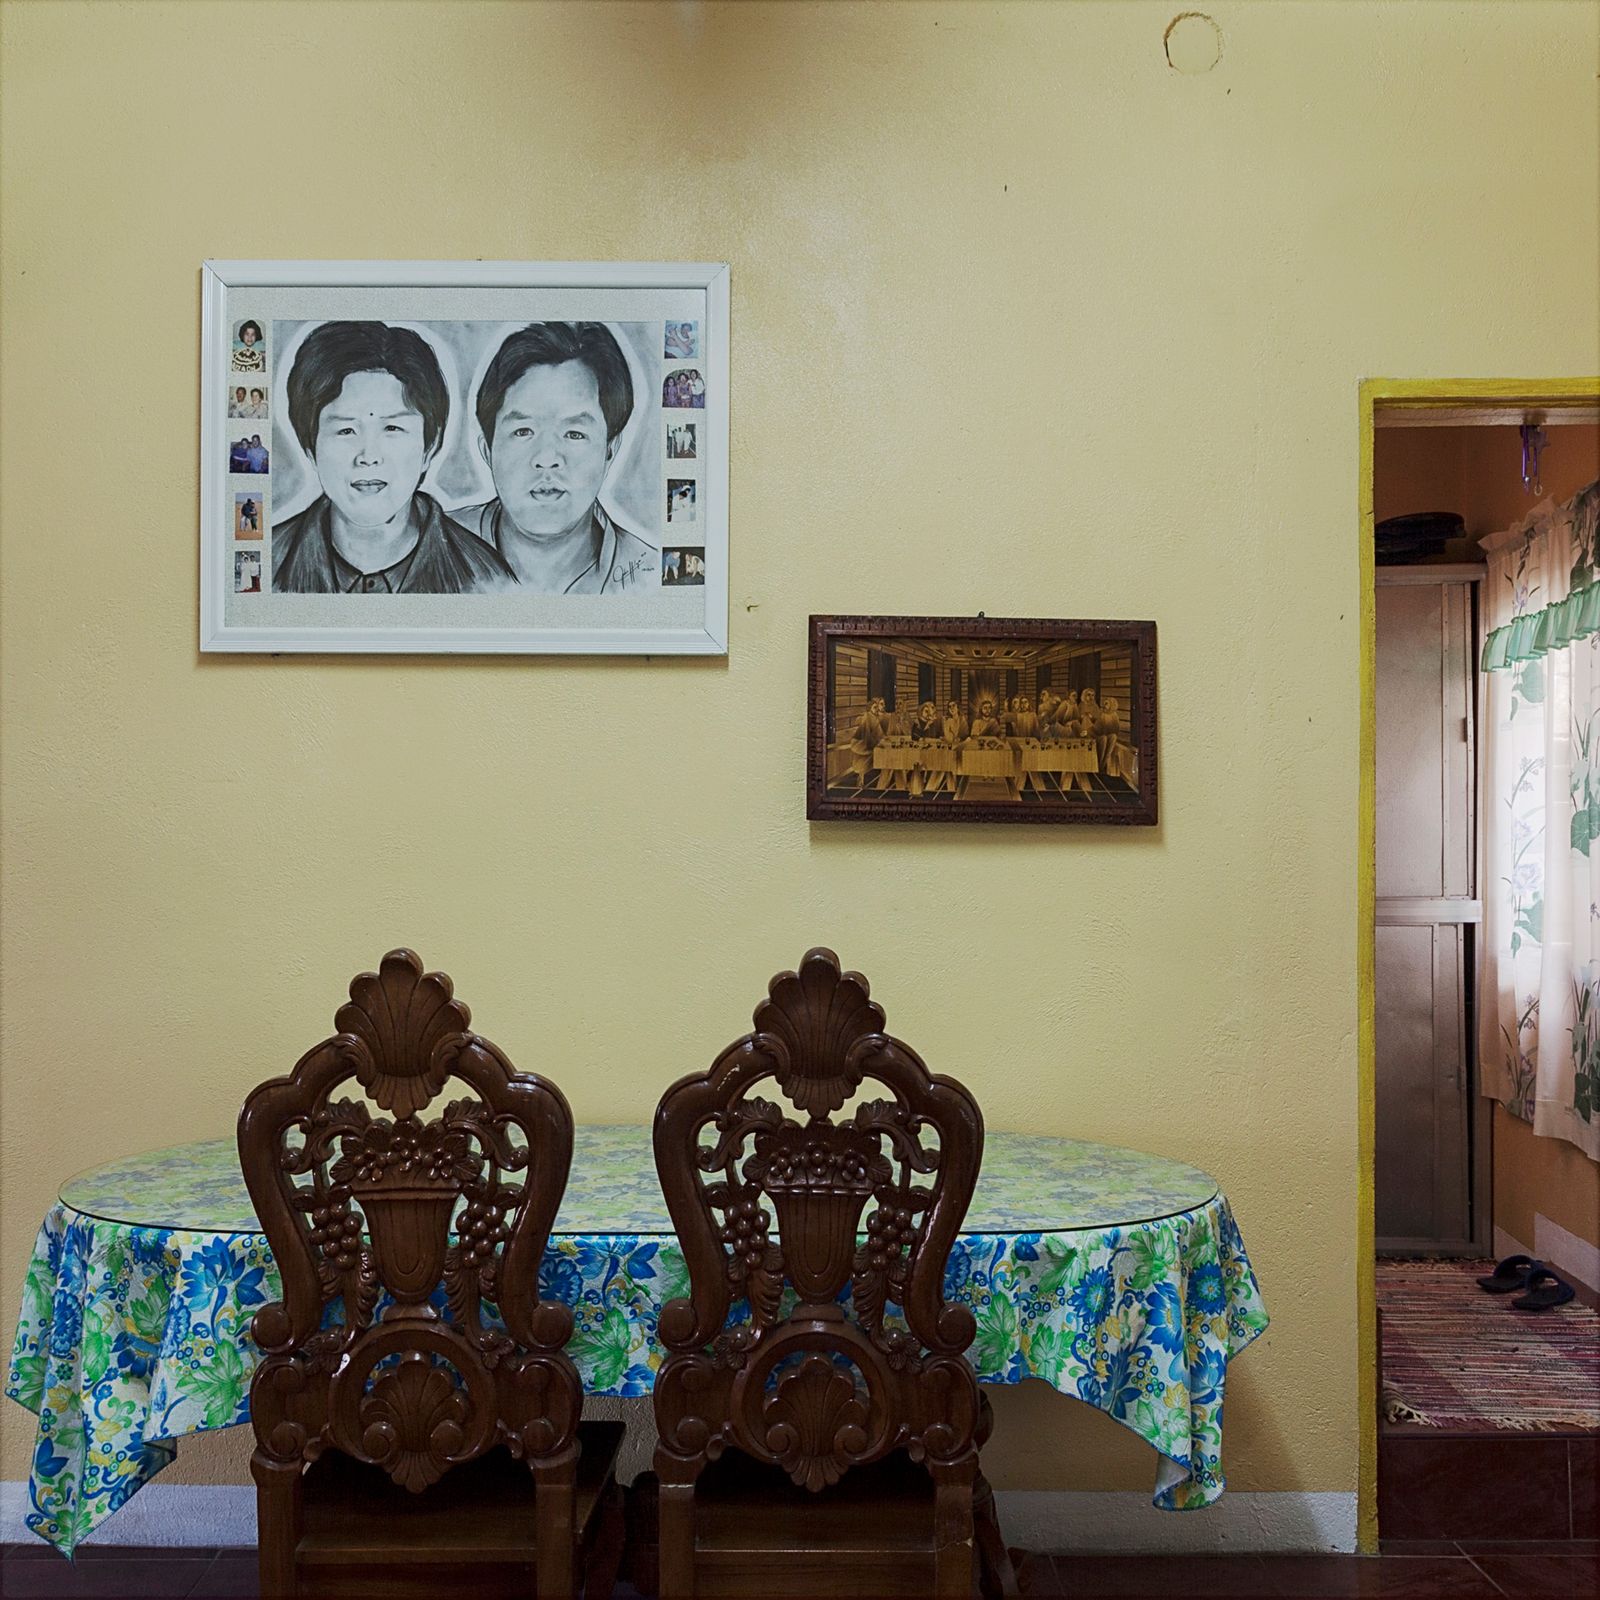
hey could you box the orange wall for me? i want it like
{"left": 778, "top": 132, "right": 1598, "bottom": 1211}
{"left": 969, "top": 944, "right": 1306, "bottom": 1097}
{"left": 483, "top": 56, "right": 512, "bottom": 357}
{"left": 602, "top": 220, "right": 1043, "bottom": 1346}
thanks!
{"left": 1492, "top": 1104, "right": 1600, "bottom": 1257}
{"left": 1374, "top": 423, "right": 1600, "bottom": 541}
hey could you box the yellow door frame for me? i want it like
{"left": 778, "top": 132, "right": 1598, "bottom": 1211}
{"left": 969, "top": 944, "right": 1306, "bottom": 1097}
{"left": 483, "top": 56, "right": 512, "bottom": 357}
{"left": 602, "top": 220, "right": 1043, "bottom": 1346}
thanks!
{"left": 1356, "top": 377, "right": 1600, "bottom": 1553}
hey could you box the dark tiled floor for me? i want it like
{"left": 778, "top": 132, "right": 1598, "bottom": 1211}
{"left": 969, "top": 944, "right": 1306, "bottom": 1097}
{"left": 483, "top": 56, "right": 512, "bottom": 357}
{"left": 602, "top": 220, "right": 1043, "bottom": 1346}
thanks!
{"left": 3, "top": 1544, "right": 1597, "bottom": 1598}
{"left": 1021, "top": 1545, "right": 1600, "bottom": 1597}
{"left": 1574, "top": 1434, "right": 1599, "bottom": 1537}
{"left": 1377, "top": 1427, "right": 1599, "bottom": 1541}
{"left": 0, "top": 1548, "right": 219, "bottom": 1599}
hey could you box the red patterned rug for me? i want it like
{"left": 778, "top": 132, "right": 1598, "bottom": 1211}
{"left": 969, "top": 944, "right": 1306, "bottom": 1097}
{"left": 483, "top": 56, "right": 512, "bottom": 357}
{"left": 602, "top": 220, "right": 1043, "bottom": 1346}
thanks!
{"left": 1378, "top": 1259, "right": 1600, "bottom": 1431}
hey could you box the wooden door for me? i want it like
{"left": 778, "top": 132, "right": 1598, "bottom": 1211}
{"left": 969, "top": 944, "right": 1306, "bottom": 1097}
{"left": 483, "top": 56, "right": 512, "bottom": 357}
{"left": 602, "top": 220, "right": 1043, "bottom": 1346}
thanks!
{"left": 1374, "top": 571, "right": 1486, "bottom": 1253}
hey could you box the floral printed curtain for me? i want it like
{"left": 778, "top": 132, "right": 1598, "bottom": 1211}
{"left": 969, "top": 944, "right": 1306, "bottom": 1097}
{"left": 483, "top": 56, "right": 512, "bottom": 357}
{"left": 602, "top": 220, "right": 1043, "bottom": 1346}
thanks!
{"left": 1479, "top": 478, "right": 1600, "bottom": 1160}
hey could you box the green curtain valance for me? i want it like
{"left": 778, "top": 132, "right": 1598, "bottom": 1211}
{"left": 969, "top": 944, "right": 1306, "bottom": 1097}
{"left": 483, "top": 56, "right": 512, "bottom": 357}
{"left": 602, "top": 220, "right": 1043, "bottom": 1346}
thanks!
{"left": 1481, "top": 579, "right": 1600, "bottom": 672}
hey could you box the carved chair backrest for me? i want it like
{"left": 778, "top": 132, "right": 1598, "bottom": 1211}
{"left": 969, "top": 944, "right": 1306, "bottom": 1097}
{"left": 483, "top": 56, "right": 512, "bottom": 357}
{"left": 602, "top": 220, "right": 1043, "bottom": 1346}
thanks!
{"left": 652, "top": 948, "right": 984, "bottom": 1493}
{"left": 239, "top": 949, "right": 580, "bottom": 1492}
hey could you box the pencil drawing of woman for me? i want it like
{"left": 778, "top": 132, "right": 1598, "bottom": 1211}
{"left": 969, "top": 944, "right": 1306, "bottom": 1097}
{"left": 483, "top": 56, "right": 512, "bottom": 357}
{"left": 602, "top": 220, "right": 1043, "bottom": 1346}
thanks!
{"left": 271, "top": 322, "right": 516, "bottom": 594}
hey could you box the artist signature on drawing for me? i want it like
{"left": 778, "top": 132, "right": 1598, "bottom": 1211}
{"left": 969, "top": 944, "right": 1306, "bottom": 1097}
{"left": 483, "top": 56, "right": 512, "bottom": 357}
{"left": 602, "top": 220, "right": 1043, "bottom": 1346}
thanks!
{"left": 614, "top": 554, "right": 654, "bottom": 590}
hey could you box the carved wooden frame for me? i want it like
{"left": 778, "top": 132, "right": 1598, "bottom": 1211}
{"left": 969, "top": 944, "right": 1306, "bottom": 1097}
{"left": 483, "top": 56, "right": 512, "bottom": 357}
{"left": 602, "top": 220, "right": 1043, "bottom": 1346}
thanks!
{"left": 238, "top": 949, "right": 582, "bottom": 1597}
{"left": 651, "top": 948, "right": 988, "bottom": 1595}
{"left": 807, "top": 613, "right": 1159, "bottom": 825}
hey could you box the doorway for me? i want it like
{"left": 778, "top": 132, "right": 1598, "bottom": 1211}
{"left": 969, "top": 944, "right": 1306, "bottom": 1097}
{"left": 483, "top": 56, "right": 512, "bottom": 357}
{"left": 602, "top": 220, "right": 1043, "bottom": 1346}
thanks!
{"left": 1358, "top": 380, "right": 1600, "bottom": 1550}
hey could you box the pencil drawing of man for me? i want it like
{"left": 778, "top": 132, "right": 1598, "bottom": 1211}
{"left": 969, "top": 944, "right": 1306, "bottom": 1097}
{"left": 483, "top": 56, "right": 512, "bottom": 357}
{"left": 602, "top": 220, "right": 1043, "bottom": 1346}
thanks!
{"left": 457, "top": 322, "right": 656, "bottom": 594}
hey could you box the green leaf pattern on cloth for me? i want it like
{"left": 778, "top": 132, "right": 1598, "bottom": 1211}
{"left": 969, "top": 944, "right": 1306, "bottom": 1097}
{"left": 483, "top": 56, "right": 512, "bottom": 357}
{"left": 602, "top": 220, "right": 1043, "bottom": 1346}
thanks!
{"left": 1482, "top": 480, "right": 1600, "bottom": 1156}
{"left": 1570, "top": 966, "right": 1600, "bottom": 1125}
{"left": 8, "top": 1128, "right": 1267, "bottom": 1553}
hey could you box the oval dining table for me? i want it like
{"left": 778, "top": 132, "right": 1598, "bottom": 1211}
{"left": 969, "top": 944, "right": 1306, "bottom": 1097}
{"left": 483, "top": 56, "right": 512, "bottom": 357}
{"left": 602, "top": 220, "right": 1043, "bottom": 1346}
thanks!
{"left": 6, "top": 1126, "right": 1268, "bottom": 1556}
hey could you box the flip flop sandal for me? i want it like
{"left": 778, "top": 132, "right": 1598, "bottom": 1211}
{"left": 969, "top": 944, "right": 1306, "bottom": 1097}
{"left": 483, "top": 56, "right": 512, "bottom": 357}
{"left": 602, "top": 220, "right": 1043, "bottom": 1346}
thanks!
{"left": 1511, "top": 1266, "right": 1576, "bottom": 1311}
{"left": 1477, "top": 1253, "right": 1542, "bottom": 1293}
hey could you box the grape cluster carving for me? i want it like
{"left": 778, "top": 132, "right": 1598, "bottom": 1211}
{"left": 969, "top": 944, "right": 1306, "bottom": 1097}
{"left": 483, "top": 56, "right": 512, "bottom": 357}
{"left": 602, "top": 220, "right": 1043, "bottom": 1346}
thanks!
{"left": 330, "top": 1117, "right": 479, "bottom": 1189}
{"left": 863, "top": 1198, "right": 917, "bottom": 1272}
{"left": 309, "top": 1198, "right": 364, "bottom": 1271}
{"left": 760, "top": 1139, "right": 872, "bottom": 1191}
{"left": 719, "top": 1188, "right": 771, "bottom": 1272}
{"left": 459, "top": 1195, "right": 510, "bottom": 1265}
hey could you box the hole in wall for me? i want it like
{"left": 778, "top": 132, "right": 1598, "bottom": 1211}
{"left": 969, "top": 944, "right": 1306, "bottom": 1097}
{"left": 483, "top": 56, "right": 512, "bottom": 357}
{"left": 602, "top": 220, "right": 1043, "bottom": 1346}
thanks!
{"left": 1164, "top": 11, "right": 1223, "bottom": 74}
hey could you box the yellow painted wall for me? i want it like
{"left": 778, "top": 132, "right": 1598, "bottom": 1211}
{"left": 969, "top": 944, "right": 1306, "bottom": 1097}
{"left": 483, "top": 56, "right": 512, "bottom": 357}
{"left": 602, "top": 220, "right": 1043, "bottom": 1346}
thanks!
{"left": 3, "top": 0, "right": 1599, "bottom": 1512}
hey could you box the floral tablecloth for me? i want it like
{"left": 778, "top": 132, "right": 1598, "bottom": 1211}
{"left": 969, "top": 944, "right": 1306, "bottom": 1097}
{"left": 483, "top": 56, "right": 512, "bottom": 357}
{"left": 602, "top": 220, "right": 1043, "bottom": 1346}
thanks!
{"left": 7, "top": 1127, "right": 1268, "bottom": 1555}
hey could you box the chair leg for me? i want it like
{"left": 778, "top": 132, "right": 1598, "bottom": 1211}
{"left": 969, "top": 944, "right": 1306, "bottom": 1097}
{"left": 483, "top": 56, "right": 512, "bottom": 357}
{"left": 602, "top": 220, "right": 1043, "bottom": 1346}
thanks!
{"left": 656, "top": 1478, "right": 696, "bottom": 1600}
{"left": 251, "top": 1458, "right": 301, "bottom": 1600}
{"left": 973, "top": 1472, "right": 1019, "bottom": 1598}
{"left": 933, "top": 1474, "right": 977, "bottom": 1598}
{"left": 622, "top": 1471, "right": 659, "bottom": 1599}
{"left": 582, "top": 1477, "right": 627, "bottom": 1600}
{"left": 536, "top": 1458, "right": 578, "bottom": 1599}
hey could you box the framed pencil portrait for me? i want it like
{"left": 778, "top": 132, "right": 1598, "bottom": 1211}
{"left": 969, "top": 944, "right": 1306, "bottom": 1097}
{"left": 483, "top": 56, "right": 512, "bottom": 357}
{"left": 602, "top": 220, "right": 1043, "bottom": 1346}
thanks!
{"left": 808, "top": 615, "right": 1158, "bottom": 825}
{"left": 199, "top": 260, "right": 729, "bottom": 654}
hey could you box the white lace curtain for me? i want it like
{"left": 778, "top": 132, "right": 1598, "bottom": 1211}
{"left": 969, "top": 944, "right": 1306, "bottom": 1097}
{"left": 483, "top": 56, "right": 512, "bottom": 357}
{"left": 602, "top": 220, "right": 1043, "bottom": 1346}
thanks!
{"left": 1479, "top": 478, "right": 1600, "bottom": 1160}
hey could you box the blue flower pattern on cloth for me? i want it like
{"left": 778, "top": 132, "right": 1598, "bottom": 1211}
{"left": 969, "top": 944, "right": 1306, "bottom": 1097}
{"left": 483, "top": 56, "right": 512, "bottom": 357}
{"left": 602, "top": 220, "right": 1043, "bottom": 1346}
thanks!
{"left": 8, "top": 1127, "right": 1268, "bottom": 1554}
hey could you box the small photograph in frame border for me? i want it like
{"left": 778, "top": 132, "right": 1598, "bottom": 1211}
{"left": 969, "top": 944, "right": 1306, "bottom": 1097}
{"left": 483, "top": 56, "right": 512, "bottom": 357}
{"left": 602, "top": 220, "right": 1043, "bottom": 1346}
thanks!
{"left": 199, "top": 259, "right": 729, "bottom": 655}
{"left": 807, "top": 615, "right": 1157, "bottom": 825}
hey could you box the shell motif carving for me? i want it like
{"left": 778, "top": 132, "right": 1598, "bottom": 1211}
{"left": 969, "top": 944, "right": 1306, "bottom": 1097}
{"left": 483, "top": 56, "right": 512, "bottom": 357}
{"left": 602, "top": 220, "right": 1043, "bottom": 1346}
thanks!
{"left": 334, "top": 950, "right": 472, "bottom": 1118}
{"left": 358, "top": 1354, "right": 471, "bottom": 1492}
{"left": 752, "top": 948, "right": 886, "bottom": 1117}
{"left": 762, "top": 1353, "right": 871, "bottom": 1491}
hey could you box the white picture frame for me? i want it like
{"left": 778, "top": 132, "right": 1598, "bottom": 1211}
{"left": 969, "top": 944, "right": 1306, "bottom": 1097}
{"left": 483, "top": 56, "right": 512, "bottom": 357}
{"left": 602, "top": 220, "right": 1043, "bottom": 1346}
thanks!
{"left": 200, "top": 260, "right": 729, "bottom": 654}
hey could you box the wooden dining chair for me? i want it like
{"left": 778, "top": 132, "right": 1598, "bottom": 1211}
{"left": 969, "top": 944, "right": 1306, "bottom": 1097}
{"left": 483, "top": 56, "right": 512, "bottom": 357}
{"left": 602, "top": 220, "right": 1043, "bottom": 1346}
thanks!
{"left": 238, "top": 949, "right": 624, "bottom": 1599}
{"left": 651, "top": 947, "right": 1016, "bottom": 1598}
